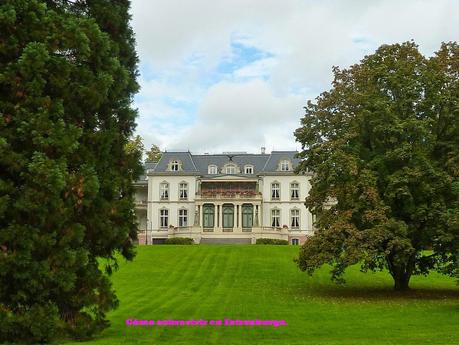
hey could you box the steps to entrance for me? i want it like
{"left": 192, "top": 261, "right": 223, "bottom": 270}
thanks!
{"left": 199, "top": 238, "right": 252, "bottom": 244}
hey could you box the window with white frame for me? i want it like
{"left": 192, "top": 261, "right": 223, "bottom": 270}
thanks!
{"left": 179, "top": 182, "right": 188, "bottom": 200}
{"left": 160, "top": 209, "right": 169, "bottom": 228}
{"left": 244, "top": 165, "right": 254, "bottom": 174}
{"left": 225, "top": 164, "right": 237, "bottom": 174}
{"left": 292, "top": 238, "right": 299, "bottom": 245}
{"left": 290, "top": 209, "right": 300, "bottom": 229}
{"left": 160, "top": 182, "right": 169, "bottom": 200}
{"left": 290, "top": 182, "right": 299, "bottom": 200}
{"left": 178, "top": 209, "right": 188, "bottom": 227}
{"left": 170, "top": 160, "right": 180, "bottom": 171}
{"left": 280, "top": 160, "right": 291, "bottom": 171}
{"left": 208, "top": 165, "right": 217, "bottom": 174}
{"left": 271, "top": 182, "right": 280, "bottom": 200}
{"left": 271, "top": 208, "right": 280, "bottom": 227}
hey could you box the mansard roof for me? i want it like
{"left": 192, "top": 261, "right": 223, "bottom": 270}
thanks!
{"left": 144, "top": 150, "right": 301, "bottom": 176}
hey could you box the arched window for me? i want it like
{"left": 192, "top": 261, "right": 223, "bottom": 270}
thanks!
{"left": 222, "top": 204, "right": 234, "bottom": 229}
{"left": 242, "top": 204, "right": 253, "bottom": 229}
{"left": 208, "top": 165, "right": 217, "bottom": 174}
{"left": 224, "top": 164, "right": 237, "bottom": 174}
{"left": 203, "top": 204, "right": 215, "bottom": 228}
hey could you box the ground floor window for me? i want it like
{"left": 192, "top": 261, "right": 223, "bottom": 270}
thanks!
{"left": 203, "top": 204, "right": 215, "bottom": 228}
{"left": 242, "top": 204, "right": 253, "bottom": 229}
{"left": 223, "top": 204, "right": 234, "bottom": 228}
{"left": 179, "top": 209, "right": 188, "bottom": 227}
{"left": 160, "top": 209, "right": 169, "bottom": 228}
{"left": 291, "top": 238, "right": 299, "bottom": 245}
{"left": 271, "top": 208, "right": 280, "bottom": 227}
{"left": 290, "top": 209, "right": 300, "bottom": 229}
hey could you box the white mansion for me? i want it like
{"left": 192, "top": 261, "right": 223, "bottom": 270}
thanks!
{"left": 134, "top": 149, "right": 314, "bottom": 245}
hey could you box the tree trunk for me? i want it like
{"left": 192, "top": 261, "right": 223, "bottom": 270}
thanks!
{"left": 393, "top": 272, "right": 411, "bottom": 291}
{"left": 386, "top": 253, "right": 416, "bottom": 291}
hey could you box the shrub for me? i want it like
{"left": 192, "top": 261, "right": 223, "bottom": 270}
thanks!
{"left": 256, "top": 238, "right": 288, "bottom": 245}
{"left": 164, "top": 237, "right": 194, "bottom": 245}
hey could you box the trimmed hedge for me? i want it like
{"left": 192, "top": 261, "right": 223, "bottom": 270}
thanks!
{"left": 164, "top": 237, "right": 194, "bottom": 245}
{"left": 255, "top": 238, "right": 289, "bottom": 245}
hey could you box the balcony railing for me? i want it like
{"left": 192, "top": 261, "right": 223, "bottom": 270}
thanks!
{"left": 197, "top": 190, "right": 261, "bottom": 199}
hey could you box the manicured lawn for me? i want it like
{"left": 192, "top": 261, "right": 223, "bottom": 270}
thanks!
{"left": 66, "top": 245, "right": 459, "bottom": 345}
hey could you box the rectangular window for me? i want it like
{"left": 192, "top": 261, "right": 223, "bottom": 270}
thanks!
{"left": 280, "top": 160, "right": 290, "bottom": 171}
{"left": 290, "top": 183, "right": 299, "bottom": 200}
{"left": 160, "top": 183, "right": 169, "bottom": 200}
{"left": 271, "top": 209, "right": 280, "bottom": 228}
{"left": 271, "top": 183, "right": 280, "bottom": 200}
{"left": 178, "top": 209, "right": 188, "bottom": 227}
{"left": 244, "top": 166, "right": 253, "bottom": 174}
{"left": 160, "top": 209, "right": 169, "bottom": 228}
{"left": 290, "top": 209, "right": 300, "bottom": 229}
{"left": 179, "top": 183, "right": 188, "bottom": 200}
{"left": 292, "top": 238, "right": 299, "bottom": 245}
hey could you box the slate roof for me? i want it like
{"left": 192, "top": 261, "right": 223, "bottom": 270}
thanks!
{"left": 146, "top": 150, "right": 300, "bottom": 176}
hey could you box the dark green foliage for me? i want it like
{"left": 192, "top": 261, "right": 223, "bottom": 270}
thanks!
{"left": 0, "top": 0, "right": 141, "bottom": 342}
{"left": 256, "top": 238, "right": 289, "bottom": 245}
{"left": 164, "top": 237, "right": 195, "bottom": 245}
{"left": 295, "top": 42, "right": 459, "bottom": 291}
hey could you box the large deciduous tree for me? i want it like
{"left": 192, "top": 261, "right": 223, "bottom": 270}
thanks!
{"left": 0, "top": 0, "right": 141, "bottom": 342}
{"left": 295, "top": 42, "right": 459, "bottom": 291}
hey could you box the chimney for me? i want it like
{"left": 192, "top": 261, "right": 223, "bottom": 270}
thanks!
{"left": 261, "top": 147, "right": 266, "bottom": 154}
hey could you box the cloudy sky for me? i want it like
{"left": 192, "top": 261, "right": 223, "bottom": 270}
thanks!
{"left": 130, "top": 0, "right": 459, "bottom": 154}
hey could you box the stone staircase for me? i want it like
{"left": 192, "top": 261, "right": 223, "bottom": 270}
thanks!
{"left": 199, "top": 238, "right": 252, "bottom": 244}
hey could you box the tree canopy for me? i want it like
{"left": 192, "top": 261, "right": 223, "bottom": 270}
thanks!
{"left": 146, "top": 143, "right": 162, "bottom": 162}
{"left": 295, "top": 42, "right": 459, "bottom": 291}
{"left": 0, "top": 0, "right": 141, "bottom": 342}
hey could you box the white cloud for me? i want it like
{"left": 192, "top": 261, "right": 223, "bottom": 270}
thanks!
{"left": 170, "top": 80, "right": 305, "bottom": 153}
{"left": 130, "top": 0, "right": 459, "bottom": 153}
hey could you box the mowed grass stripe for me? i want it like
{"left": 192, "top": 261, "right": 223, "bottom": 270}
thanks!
{"left": 67, "top": 245, "right": 459, "bottom": 345}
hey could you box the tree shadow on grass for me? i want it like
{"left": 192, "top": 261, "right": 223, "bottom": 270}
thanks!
{"left": 300, "top": 285, "right": 459, "bottom": 301}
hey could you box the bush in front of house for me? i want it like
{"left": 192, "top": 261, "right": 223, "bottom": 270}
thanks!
{"left": 256, "top": 238, "right": 288, "bottom": 245}
{"left": 164, "top": 237, "right": 194, "bottom": 245}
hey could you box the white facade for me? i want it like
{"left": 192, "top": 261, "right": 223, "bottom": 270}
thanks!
{"left": 134, "top": 151, "right": 314, "bottom": 245}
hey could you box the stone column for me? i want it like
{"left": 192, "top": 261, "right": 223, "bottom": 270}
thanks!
{"left": 234, "top": 204, "right": 238, "bottom": 230}
{"left": 238, "top": 203, "right": 243, "bottom": 230}
{"left": 219, "top": 204, "right": 223, "bottom": 229}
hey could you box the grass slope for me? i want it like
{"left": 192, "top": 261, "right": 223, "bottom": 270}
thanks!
{"left": 67, "top": 245, "right": 459, "bottom": 345}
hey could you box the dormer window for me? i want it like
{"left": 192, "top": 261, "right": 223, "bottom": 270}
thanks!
{"left": 208, "top": 165, "right": 217, "bottom": 174}
{"left": 170, "top": 160, "right": 180, "bottom": 171}
{"left": 280, "top": 160, "right": 291, "bottom": 171}
{"left": 224, "top": 164, "right": 237, "bottom": 174}
{"left": 244, "top": 165, "right": 254, "bottom": 174}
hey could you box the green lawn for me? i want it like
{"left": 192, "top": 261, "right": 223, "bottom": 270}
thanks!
{"left": 66, "top": 245, "right": 459, "bottom": 345}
